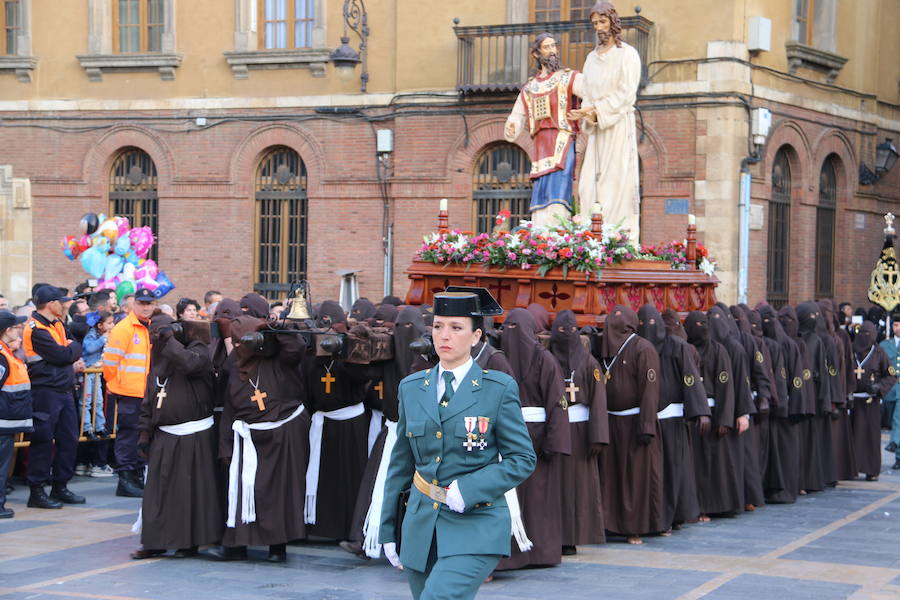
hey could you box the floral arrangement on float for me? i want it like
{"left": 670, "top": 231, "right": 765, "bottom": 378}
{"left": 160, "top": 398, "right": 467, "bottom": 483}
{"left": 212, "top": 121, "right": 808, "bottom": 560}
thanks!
{"left": 60, "top": 213, "right": 175, "bottom": 301}
{"left": 640, "top": 240, "right": 718, "bottom": 276}
{"left": 415, "top": 211, "right": 716, "bottom": 277}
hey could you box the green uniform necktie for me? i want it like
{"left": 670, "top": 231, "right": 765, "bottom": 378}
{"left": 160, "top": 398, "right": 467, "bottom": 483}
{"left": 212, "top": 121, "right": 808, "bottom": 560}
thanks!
{"left": 440, "top": 371, "right": 455, "bottom": 406}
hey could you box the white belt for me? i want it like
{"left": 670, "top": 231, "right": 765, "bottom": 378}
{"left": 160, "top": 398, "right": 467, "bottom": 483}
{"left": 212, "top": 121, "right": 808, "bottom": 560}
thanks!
{"left": 521, "top": 407, "right": 547, "bottom": 423}
{"left": 609, "top": 407, "right": 640, "bottom": 416}
{"left": 368, "top": 409, "right": 384, "bottom": 458}
{"left": 213, "top": 406, "right": 224, "bottom": 413}
{"left": 226, "top": 403, "right": 305, "bottom": 528}
{"left": 158, "top": 415, "right": 214, "bottom": 436}
{"left": 362, "top": 419, "right": 398, "bottom": 559}
{"left": 707, "top": 397, "right": 716, "bottom": 407}
{"left": 567, "top": 404, "right": 590, "bottom": 423}
{"left": 305, "top": 402, "right": 366, "bottom": 524}
{"left": 852, "top": 393, "right": 873, "bottom": 399}
{"left": 657, "top": 403, "right": 684, "bottom": 419}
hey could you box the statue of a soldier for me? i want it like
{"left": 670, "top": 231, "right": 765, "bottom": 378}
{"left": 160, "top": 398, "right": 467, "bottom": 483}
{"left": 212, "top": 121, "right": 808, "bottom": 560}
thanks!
{"left": 505, "top": 33, "right": 586, "bottom": 227}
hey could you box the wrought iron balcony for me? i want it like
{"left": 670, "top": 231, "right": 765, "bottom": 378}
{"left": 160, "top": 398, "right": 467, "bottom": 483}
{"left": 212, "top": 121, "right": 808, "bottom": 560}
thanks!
{"left": 454, "top": 16, "right": 653, "bottom": 94}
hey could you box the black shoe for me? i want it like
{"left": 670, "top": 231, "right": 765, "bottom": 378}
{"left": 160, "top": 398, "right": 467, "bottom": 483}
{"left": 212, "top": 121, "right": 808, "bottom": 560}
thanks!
{"left": 84, "top": 431, "right": 98, "bottom": 441}
{"left": 172, "top": 547, "right": 198, "bottom": 558}
{"left": 865, "top": 474, "right": 880, "bottom": 482}
{"left": 133, "top": 469, "right": 145, "bottom": 490}
{"left": 50, "top": 484, "right": 86, "bottom": 504}
{"left": 893, "top": 459, "right": 900, "bottom": 470}
{"left": 886, "top": 442, "right": 898, "bottom": 453}
{"left": 266, "top": 543, "right": 287, "bottom": 563}
{"left": 209, "top": 546, "right": 247, "bottom": 562}
{"left": 0, "top": 505, "right": 13, "bottom": 518}
{"left": 27, "top": 485, "right": 63, "bottom": 509}
{"left": 338, "top": 540, "right": 370, "bottom": 560}
{"left": 131, "top": 548, "right": 166, "bottom": 560}
{"left": 562, "top": 545, "right": 577, "bottom": 556}
{"left": 116, "top": 474, "right": 143, "bottom": 498}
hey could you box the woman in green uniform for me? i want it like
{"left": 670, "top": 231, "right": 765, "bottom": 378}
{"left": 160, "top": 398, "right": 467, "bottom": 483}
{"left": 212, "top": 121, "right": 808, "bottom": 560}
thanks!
{"left": 379, "top": 288, "right": 536, "bottom": 600}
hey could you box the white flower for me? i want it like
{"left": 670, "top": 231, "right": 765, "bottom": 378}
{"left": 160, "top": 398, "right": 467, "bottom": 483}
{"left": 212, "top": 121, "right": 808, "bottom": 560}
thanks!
{"left": 699, "top": 256, "right": 717, "bottom": 276}
{"left": 452, "top": 235, "right": 469, "bottom": 252}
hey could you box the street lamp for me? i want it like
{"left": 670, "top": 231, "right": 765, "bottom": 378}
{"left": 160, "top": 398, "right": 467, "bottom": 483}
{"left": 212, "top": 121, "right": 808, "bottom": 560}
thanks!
{"left": 860, "top": 137, "right": 899, "bottom": 185}
{"left": 329, "top": 0, "right": 368, "bottom": 93}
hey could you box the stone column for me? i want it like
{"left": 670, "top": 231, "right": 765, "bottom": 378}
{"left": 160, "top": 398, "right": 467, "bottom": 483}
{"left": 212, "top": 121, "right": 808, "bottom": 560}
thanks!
{"left": 0, "top": 166, "right": 33, "bottom": 306}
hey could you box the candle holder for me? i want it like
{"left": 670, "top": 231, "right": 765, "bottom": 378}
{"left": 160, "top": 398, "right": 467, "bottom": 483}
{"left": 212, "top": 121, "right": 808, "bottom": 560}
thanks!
{"left": 590, "top": 210, "right": 604, "bottom": 234}
{"left": 437, "top": 207, "right": 449, "bottom": 234}
{"left": 686, "top": 221, "right": 697, "bottom": 269}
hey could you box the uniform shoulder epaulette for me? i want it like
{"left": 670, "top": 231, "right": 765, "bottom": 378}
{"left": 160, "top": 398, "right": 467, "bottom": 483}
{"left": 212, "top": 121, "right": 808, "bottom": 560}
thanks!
{"left": 480, "top": 369, "right": 514, "bottom": 385}
{"left": 400, "top": 369, "right": 429, "bottom": 385}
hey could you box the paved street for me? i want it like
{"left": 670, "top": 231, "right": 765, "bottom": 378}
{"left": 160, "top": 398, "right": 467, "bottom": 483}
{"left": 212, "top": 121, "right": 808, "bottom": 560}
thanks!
{"left": 1, "top": 441, "right": 899, "bottom": 600}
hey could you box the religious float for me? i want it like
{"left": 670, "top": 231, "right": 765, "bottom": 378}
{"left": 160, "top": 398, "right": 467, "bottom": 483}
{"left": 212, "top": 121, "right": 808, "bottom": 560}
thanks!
{"left": 404, "top": 205, "right": 719, "bottom": 326}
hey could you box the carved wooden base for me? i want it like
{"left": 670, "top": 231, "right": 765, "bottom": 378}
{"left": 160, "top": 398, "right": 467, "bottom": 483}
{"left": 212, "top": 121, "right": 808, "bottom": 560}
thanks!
{"left": 404, "top": 260, "right": 719, "bottom": 326}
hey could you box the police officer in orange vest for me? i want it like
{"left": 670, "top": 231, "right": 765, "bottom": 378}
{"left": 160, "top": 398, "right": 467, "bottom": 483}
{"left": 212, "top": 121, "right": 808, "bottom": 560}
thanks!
{"left": 0, "top": 309, "right": 32, "bottom": 518}
{"left": 103, "top": 287, "right": 153, "bottom": 497}
{"left": 23, "top": 286, "right": 86, "bottom": 509}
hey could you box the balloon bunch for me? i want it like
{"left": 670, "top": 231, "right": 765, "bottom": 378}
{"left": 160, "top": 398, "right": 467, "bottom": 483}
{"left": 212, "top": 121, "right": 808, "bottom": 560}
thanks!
{"left": 61, "top": 213, "right": 175, "bottom": 303}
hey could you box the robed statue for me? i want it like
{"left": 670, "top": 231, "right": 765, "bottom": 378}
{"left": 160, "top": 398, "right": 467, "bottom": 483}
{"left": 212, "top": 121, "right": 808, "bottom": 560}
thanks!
{"left": 504, "top": 33, "right": 586, "bottom": 227}
{"left": 570, "top": 1, "right": 642, "bottom": 239}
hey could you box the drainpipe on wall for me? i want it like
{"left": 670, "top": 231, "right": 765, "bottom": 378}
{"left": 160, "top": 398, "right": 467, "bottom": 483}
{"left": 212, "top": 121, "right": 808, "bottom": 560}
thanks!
{"left": 738, "top": 150, "right": 761, "bottom": 304}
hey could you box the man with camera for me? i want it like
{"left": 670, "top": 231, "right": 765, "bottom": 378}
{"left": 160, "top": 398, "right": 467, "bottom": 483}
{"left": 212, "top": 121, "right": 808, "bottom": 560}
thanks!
{"left": 103, "top": 288, "right": 154, "bottom": 497}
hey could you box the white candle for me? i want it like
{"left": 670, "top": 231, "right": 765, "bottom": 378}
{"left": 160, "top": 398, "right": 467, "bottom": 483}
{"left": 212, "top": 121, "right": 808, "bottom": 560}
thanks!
{"left": 439, "top": 198, "right": 448, "bottom": 212}
{"left": 592, "top": 203, "right": 602, "bottom": 215}
{"left": 688, "top": 213, "right": 696, "bottom": 225}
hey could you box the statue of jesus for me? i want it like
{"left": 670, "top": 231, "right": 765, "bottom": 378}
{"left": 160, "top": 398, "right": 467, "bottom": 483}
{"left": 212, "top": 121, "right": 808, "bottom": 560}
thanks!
{"left": 504, "top": 33, "right": 585, "bottom": 227}
{"left": 569, "top": 1, "right": 642, "bottom": 240}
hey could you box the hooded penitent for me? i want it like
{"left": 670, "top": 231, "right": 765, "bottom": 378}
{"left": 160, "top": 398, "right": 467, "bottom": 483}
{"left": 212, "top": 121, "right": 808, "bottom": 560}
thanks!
{"left": 240, "top": 293, "right": 270, "bottom": 319}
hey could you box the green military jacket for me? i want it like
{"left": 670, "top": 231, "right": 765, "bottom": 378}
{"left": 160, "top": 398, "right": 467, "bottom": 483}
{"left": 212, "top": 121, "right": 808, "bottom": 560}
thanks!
{"left": 379, "top": 361, "right": 536, "bottom": 572}
{"left": 879, "top": 337, "right": 900, "bottom": 403}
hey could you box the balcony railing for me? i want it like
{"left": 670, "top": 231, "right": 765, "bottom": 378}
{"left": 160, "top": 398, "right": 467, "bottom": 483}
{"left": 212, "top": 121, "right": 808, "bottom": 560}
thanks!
{"left": 455, "top": 16, "right": 653, "bottom": 94}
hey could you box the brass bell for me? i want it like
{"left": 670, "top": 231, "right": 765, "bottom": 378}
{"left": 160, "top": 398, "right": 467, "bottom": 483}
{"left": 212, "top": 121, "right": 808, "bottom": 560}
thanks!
{"left": 286, "top": 280, "right": 312, "bottom": 321}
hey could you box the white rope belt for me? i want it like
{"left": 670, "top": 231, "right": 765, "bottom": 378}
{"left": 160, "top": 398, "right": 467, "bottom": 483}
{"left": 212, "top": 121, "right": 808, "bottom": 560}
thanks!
{"left": 362, "top": 419, "right": 397, "bottom": 558}
{"left": 305, "top": 402, "right": 366, "bottom": 524}
{"left": 707, "top": 397, "right": 716, "bottom": 407}
{"left": 226, "top": 403, "right": 305, "bottom": 528}
{"left": 657, "top": 403, "right": 684, "bottom": 420}
{"left": 567, "top": 404, "right": 590, "bottom": 423}
{"left": 852, "top": 392, "right": 873, "bottom": 399}
{"left": 158, "top": 415, "right": 214, "bottom": 436}
{"left": 368, "top": 409, "right": 384, "bottom": 457}
{"left": 608, "top": 407, "right": 640, "bottom": 416}
{"left": 521, "top": 407, "right": 547, "bottom": 422}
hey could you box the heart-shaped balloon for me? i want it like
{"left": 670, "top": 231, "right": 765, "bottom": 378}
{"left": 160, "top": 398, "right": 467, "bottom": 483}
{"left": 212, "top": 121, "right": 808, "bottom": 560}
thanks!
{"left": 80, "top": 242, "right": 109, "bottom": 278}
{"left": 104, "top": 254, "right": 125, "bottom": 281}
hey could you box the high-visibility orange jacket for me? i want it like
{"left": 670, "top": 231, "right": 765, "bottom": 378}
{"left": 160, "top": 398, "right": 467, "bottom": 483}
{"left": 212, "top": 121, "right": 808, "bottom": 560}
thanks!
{"left": 0, "top": 340, "right": 32, "bottom": 434}
{"left": 102, "top": 311, "right": 150, "bottom": 398}
{"left": 23, "top": 313, "right": 81, "bottom": 390}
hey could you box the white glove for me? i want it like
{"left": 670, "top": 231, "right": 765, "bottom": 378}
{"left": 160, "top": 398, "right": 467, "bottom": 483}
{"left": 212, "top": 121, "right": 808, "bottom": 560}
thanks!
{"left": 446, "top": 480, "right": 465, "bottom": 513}
{"left": 383, "top": 542, "right": 402, "bottom": 570}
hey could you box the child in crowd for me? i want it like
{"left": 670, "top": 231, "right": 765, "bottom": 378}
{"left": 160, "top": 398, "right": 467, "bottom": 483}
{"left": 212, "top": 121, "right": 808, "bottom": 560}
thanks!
{"left": 81, "top": 311, "right": 113, "bottom": 439}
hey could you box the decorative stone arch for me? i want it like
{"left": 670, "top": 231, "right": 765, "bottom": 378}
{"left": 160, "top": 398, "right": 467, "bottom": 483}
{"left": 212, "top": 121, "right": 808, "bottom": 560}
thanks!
{"left": 82, "top": 125, "right": 175, "bottom": 199}
{"left": 760, "top": 120, "right": 811, "bottom": 200}
{"left": 810, "top": 129, "right": 856, "bottom": 200}
{"left": 229, "top": 123, "right": 326, "bottom": 196}
{"left": 445, "top": 116, "right": 525, "bottom": 187}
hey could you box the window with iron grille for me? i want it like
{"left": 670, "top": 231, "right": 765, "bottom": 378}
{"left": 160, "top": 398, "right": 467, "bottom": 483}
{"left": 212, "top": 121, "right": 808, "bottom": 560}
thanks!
{"left": 109, "top": 148, "right": 159, "bottom": 263}
{"left": 472, "top": 144, "right": 533, "bottom": 235}
{"left": 3, "top": 0, "right": 18, "bottom": 55}
{"left": 259, "top": 0, "right": 315, "bottom": 50}
{"left": 114, "top": 0, "right": 164, "bottom": 53}
{"left": 767, "top": 149, "right": 792, "bottom": 308}
{"left": 815, "top": 156, "right": 837, "bottom": 299}
{"left": 254, "top": 147, "right": 308, "bottom": 301}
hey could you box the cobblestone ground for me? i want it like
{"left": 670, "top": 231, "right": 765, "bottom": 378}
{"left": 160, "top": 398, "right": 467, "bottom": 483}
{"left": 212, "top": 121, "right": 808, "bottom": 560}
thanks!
{"left": 1, "top": 438, "right": 899, "bottom": 600}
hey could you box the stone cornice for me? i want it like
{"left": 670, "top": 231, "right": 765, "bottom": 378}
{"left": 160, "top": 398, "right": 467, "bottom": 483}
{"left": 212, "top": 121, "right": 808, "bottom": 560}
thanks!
{"left": 223, "top": 48, "right": 330, "bottom": 79}
{"left": 785, "top": 41, "right": 848, "bottom": 83}
{"left": 76, "top": 53, "right": 182, "bottom": 82}
{"left": 0, "top": 56, "right": 37, "bottom": 83}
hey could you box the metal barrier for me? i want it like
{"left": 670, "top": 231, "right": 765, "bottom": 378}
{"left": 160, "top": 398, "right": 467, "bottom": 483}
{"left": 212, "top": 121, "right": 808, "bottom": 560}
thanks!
{"left": 13, "top": 367, "right": 118, "bottom": 448}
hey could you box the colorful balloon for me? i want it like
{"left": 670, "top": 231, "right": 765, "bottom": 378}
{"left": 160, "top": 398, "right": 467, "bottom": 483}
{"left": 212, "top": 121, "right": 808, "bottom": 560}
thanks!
{"left": 129, "top": 227, "right": 155, "bottom": 258}
{"left": 80, "top": 213, "right": 99, "bottom": 235}
{"left": 134, "top": 259, "right": 158, "bottom": 281}
{"left": 151, "top": 271, "right": 175, "bottom": 298}
{"left": 115, "top": 216, "right": 130, "bottom": 238}
{"left": 115, "top": 279, "right": 136, "bottom": 304}
{"left": 79, "top": 240, "right": 109, "bottom": 279}
{"left": 114, "top": 234, "right": 132, "bottom": 256}
{"left": 104, "top": 254, "right": 125, "bottom": 281}
{"left": 97, "top": 218, "right": 119, "bottom": 244}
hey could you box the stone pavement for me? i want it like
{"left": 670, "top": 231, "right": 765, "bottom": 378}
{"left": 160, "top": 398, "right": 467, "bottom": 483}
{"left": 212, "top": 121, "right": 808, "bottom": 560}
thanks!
{"left": 1, "top": 442, "right": 899, "bottom": 600}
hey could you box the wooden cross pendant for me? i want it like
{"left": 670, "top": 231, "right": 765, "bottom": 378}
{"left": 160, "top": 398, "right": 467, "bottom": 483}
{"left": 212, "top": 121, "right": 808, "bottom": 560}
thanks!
{"left": 373, "top": 381, "right": 384, "bottom": 401}
{"left": 855, "top": 366, "right": 865, "bottom": 380}
{"left": 565, "top": 381, "right": 580, "bottom": 405}
{"left": 155, "top": 387, "right": 167, "bottom": 409}
{"left": 321, "top": 371, "right": 336, "bottom": 395}
{"left": 251, "top": 388, "right": 267, "bottom": 411}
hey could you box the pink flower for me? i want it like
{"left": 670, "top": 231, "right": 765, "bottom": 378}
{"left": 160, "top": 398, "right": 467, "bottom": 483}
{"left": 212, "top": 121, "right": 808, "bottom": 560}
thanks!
{"left": 521, "top": 263, "right": 532, "bottom": 270}
{"left": 508, "top": 252, "right": 517, "bottom": 260}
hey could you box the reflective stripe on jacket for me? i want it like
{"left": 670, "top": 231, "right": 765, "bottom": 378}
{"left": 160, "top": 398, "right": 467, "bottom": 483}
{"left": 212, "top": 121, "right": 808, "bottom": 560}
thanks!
{"left": 102, "top": 312, "right": 150, "bottom": 398}
{"left": 0, "top": 340, "right": 33, "bottom": 434}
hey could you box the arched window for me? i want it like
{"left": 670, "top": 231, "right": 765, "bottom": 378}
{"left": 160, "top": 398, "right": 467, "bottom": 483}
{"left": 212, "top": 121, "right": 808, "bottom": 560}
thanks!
{"left": 472, "top": 143, "right": 532, "bottom": 235}
{"left": 254, "top": 146, "right": 308, "bottom": 300}
{"left": 109, "top": 147, "right": 159, "bottom": 262}
{"left": 815, "top": 156, "right": 837, "bottom": 298}
{"left": 767, "top": 148, "right": 792, "bottom": 307}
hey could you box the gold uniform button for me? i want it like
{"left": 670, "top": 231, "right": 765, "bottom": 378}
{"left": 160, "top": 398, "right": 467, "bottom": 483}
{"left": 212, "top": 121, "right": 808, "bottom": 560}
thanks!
{"left": 436, "top": 431, "right": 443, "bottom": 439}
{"left": 433, "top": 502, "right": 439, "bottom": 510}
{"left": 432, "top": 479, "right": 438, "bottom": 485}
{"left": 435, "top": 456, "right": 441, "bottom": 463}
{"left": 407, "top": 432, "right": 413, "bottom": 438}
{"left": 486, "top": 502, "right": 492, "bottom": 507}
